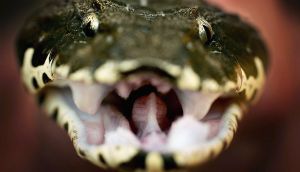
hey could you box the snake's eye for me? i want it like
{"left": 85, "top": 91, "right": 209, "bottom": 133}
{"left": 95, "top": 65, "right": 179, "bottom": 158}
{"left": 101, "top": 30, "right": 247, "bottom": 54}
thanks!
{"left": 197, "top": 17, "right": 214, "bottom": 44}
{"left": 83, "top": 13, "right": 100, "bottom": 37}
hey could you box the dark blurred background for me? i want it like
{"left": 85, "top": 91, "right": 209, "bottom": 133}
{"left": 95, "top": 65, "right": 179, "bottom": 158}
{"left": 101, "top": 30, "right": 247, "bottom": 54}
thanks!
{"left": 0, "top": 0, "right": 299, "bottom": 172}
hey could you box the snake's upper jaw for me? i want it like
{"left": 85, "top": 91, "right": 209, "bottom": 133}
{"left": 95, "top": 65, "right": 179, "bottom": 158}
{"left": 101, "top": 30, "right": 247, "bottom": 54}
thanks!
{"left": 40, "top": 70, "right": 243, "bottom": 169}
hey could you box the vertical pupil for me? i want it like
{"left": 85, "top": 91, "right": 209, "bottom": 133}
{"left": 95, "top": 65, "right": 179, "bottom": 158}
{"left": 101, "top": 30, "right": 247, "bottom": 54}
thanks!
{"left": 84, "top": 21, "right": 96, "bottom": 37}
{"left": 203, "top": 25, "right": 212, "bottom": 42}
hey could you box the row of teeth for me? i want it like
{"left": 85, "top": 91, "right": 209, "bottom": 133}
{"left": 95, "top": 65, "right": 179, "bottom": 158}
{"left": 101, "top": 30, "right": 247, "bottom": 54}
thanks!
{"left": 115, "top": 74, "right": 172, "bottom": 98}
{"left": 69, "top": 74, "right": 221, "bottom": 121}
{"left": 45, "top": 87, "right": 224, "bottom": 152}
{"left": 69, "top": 74, "right": 173, "bottom": 116}
{"left": 43, "top": 86, "right": 242, "bottom": 167}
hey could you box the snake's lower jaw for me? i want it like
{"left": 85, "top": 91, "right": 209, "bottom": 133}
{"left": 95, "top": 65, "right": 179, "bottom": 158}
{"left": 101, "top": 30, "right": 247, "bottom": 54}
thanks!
{"left": 40, "top": 72, "right": 242, "bottom": 170}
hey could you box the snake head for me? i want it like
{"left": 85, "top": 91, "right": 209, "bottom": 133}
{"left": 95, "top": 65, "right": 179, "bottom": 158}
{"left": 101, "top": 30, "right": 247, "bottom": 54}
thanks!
{"left": 16, "top": 0, "right": 268, "bottom": 171}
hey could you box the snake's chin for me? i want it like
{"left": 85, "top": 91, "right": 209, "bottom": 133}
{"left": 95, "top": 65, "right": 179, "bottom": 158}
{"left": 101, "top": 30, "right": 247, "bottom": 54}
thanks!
{"left": 41, "top": 71, "right": 241, "bottom": 156}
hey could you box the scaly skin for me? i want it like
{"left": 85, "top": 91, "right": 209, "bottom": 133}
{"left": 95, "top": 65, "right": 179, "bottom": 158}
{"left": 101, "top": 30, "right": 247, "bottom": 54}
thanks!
{"left": 16, "top": 0, "right": 268, "bottom": 171}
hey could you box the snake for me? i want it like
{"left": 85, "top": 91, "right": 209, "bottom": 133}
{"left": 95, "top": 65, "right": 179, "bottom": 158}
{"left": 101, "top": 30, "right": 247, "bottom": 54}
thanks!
{"left": 16, "top": 0, "right": 268, "bottom": 171}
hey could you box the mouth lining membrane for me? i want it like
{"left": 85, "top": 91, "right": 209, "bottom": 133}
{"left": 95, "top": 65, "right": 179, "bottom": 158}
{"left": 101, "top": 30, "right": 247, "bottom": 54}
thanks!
{"left": 49, "top": 72, "right": 234, "bottom": 152}
{"left": 102, "top": 84, "right": 183, "bottom": 137}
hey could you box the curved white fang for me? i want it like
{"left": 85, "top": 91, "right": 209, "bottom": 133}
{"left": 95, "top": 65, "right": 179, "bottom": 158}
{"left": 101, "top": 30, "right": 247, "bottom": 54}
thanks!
{"left": 70, "top": 82, "right": 109, "bottom": 115}
{"left": 175, "top": 90, "right": 220, "bottom": 119}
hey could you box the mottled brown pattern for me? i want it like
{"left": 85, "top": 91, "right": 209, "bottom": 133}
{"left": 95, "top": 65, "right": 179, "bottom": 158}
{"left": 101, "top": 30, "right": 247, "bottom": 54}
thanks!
{"left": 16, "top": 0, "right": 267, "bottom": 89}
{"left": 0, "top": 0, "right": 299, "bottom": 171}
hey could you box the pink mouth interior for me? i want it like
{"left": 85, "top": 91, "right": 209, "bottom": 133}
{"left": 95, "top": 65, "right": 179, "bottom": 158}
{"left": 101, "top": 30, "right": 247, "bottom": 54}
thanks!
{"left": 65, "top": 73, "right": 230, "bottom": 152}
{"left": 102, "top": 84, "right": 183, "bottom": 151}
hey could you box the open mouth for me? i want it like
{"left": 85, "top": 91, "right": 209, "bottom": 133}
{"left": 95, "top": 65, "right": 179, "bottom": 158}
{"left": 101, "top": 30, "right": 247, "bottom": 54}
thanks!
{"left": 41, "top": 67, "right": 243, "bottom": 167}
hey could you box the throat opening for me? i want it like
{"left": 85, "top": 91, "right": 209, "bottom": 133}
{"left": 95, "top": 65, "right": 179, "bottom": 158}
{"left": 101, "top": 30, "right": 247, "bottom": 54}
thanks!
{"left": 102, "top": 84, "right": 183, "bottom": 140}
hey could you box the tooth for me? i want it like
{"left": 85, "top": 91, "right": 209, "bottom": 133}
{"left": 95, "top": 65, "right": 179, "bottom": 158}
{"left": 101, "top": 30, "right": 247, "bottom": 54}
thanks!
{"left": 167, "top": 116, "right": 209, "bottom": 151}
{"left": 151, "top": 78, "right": 171, "bottom": 93}
{"left": 116, "top": 82, "right": 132, "bottom": 99}
{"left": 175, "top": 89, "right": 220, "bottom": 119}
{"left": 70, "top": 82, "right": 109, "bottom": 115}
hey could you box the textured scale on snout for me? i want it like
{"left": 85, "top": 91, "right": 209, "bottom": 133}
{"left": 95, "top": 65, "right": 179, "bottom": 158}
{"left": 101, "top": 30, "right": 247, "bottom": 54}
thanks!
{"left": 16, "top": 0, "right": 268, "bottom": 171}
